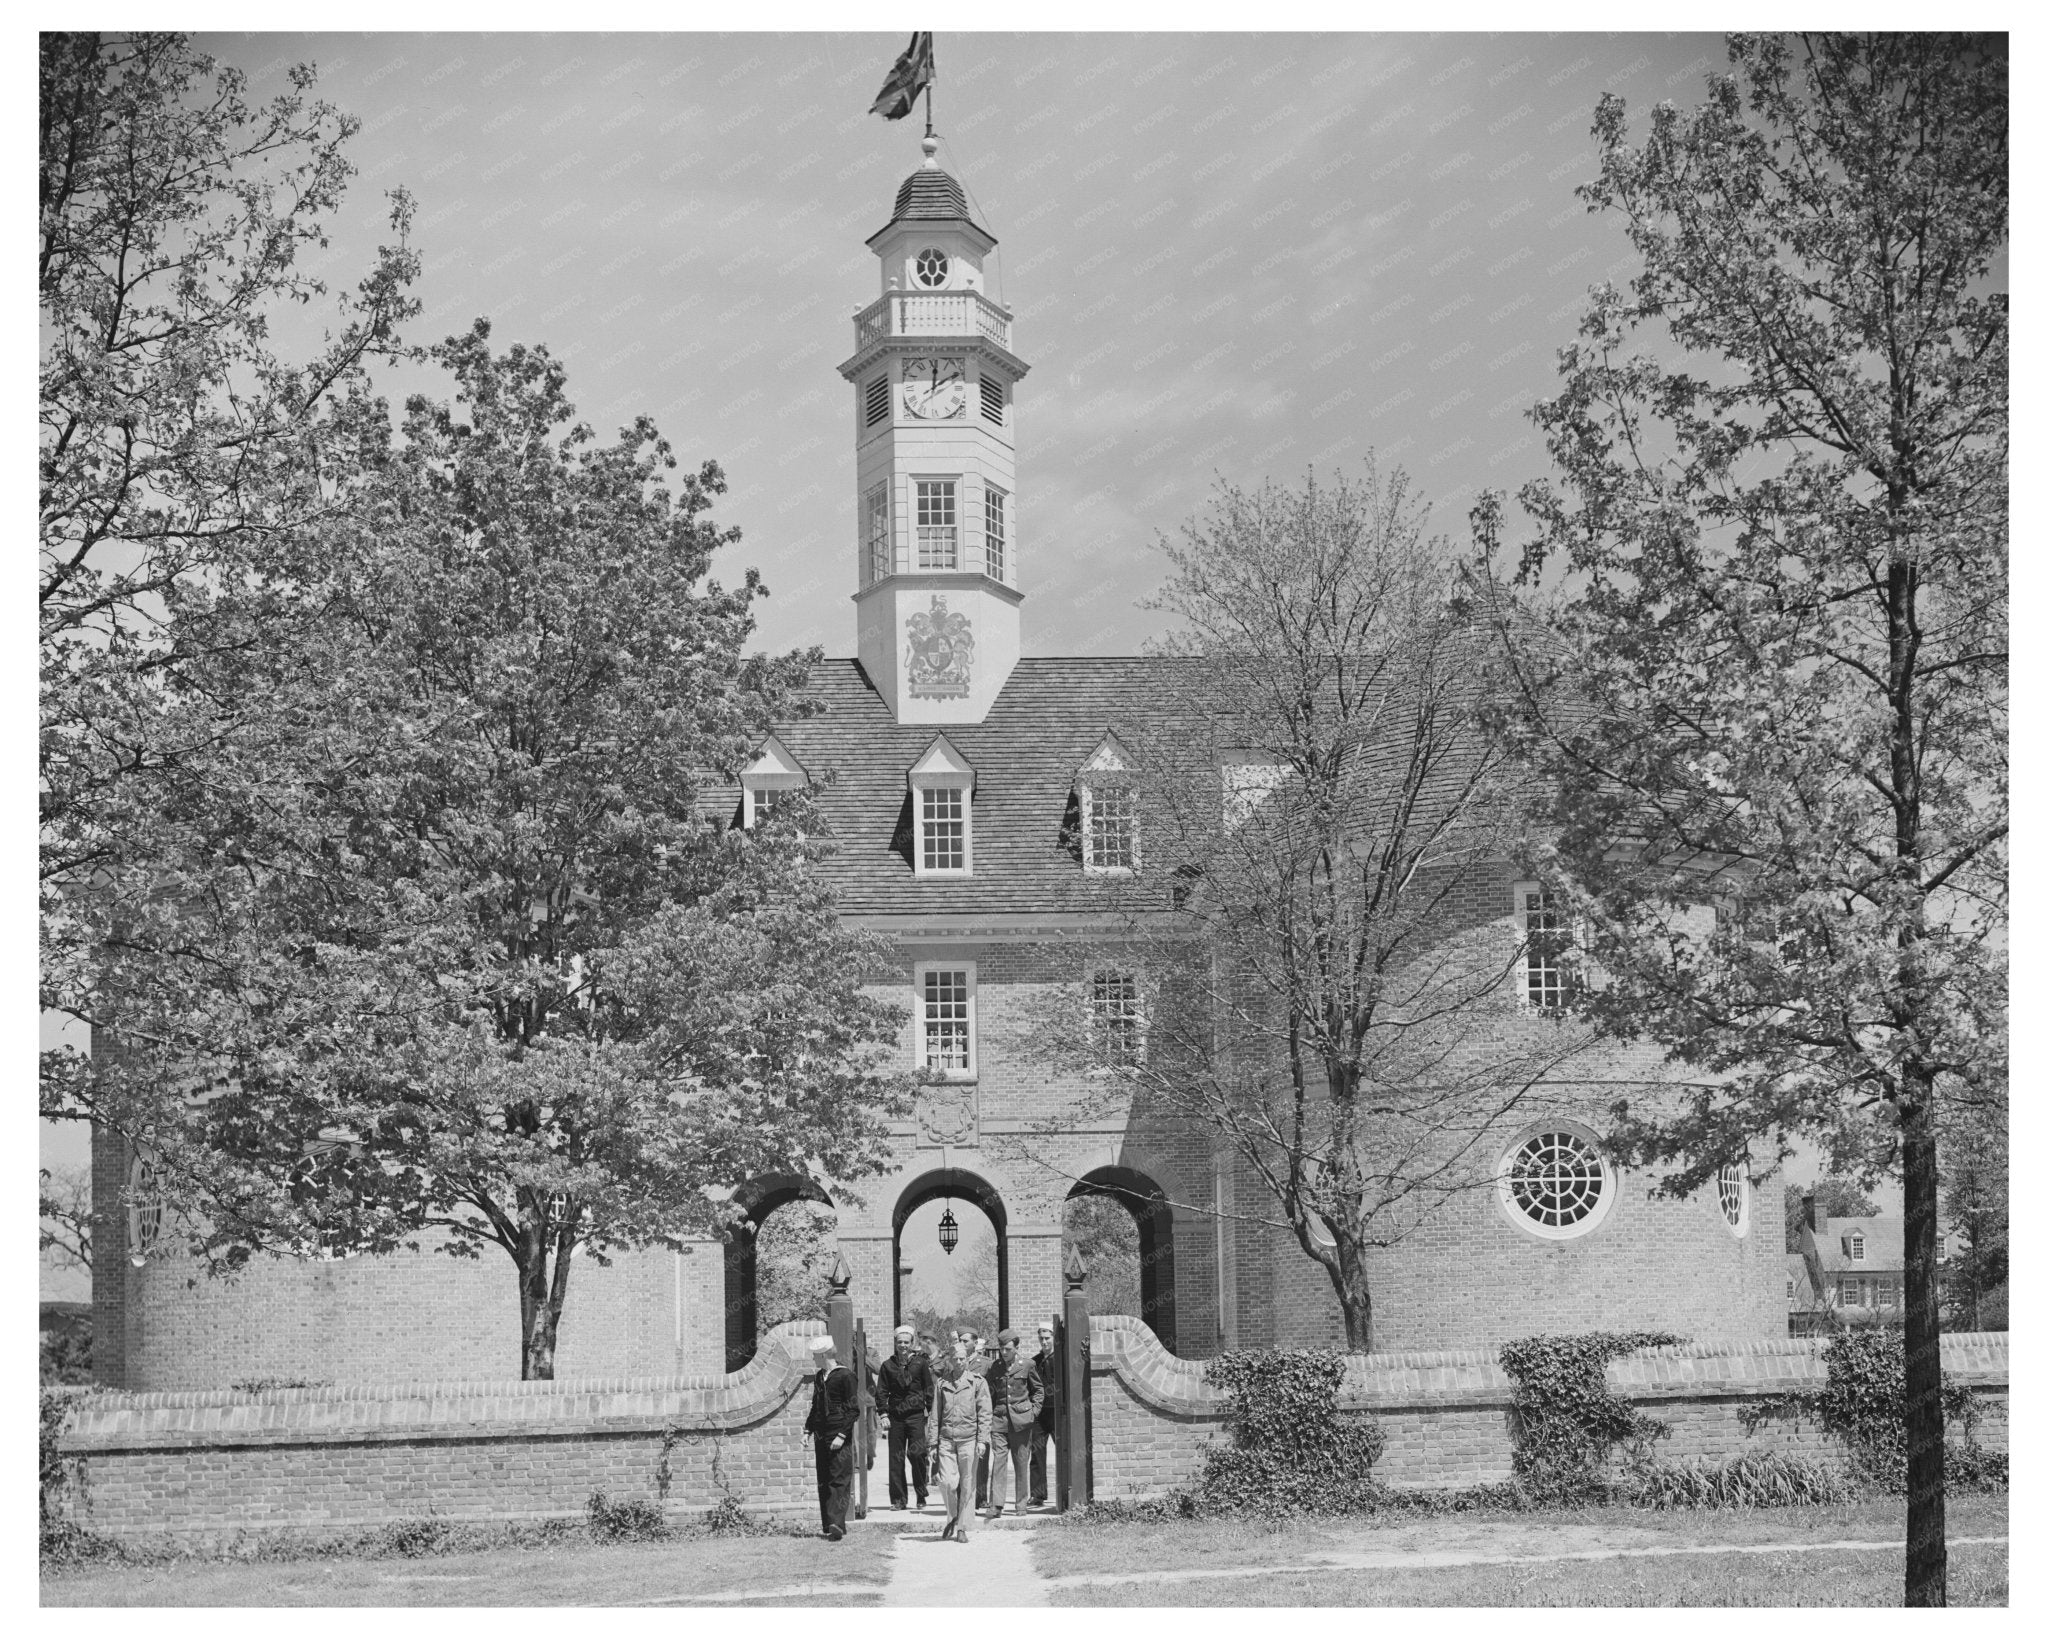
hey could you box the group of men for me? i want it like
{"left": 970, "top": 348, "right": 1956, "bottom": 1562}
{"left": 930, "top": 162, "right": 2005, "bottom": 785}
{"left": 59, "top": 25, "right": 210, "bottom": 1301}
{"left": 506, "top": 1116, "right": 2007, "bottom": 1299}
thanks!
{"left": 802, "top": 1321, "right": 1060, "bottom": 1542}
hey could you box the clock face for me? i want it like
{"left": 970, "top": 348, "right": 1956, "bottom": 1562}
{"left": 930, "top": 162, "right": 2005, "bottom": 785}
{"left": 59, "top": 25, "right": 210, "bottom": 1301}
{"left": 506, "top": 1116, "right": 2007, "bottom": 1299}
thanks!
{"left": 903, "top": 355, "right": 966, "bottom": 421}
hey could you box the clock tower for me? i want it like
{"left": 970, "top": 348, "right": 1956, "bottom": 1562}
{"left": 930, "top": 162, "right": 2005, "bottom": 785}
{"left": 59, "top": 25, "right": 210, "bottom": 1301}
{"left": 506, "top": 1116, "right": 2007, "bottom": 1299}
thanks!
{"left": 838, "top": 138, "right": 1028, "bottom": 725}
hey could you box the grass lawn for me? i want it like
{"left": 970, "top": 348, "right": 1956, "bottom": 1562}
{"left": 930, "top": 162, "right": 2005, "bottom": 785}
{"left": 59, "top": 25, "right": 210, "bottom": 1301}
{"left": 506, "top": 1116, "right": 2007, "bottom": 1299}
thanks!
{"left": 1032, "top": 1493, "right": 2008, "bottom": 1582}
{"left": 41, "top": 1528, "right": 899, "bottom": 1607}
{"left": 1045, "top": 1539, "right": 2009, "bottom": 1606}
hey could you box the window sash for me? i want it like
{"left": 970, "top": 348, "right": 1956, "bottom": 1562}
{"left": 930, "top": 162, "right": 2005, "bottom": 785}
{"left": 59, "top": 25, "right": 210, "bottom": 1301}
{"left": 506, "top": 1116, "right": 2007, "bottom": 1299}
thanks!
{"left": 1090, "top": 969, "right": 1143, "bottom": 1066}
{"left": 921, "top": 785, "right": 967, "bottom": 872}
{"left": 984, "top": 486, "right": 1006, "bottom": 580}
{"left": 1521, "top": 887, "right": 1575, "bottom": 1011}
{"left": 922, "top": 968, "right": 971, "bottom": 1071}
{"left": 916, "top": 480, "right": 958, "bottom": 569}
{"left": 1085, "top": 783, "right": 1138, "bottom": 871}
{"left": 864, "top": 484, "right": 891, "bottom": 582}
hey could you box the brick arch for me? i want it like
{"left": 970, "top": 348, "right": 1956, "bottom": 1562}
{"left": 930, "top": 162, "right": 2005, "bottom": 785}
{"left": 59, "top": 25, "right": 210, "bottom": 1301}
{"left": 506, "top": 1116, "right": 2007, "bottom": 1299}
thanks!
{"left": 893, "top": 1167, "right": 1009, "bottom": 1332}
{"left": 724, "top": 1173, "right": 835, "bottom": 1372}
{"left": 1067, "top": 1164, "right": 1177, "bottom": 1354}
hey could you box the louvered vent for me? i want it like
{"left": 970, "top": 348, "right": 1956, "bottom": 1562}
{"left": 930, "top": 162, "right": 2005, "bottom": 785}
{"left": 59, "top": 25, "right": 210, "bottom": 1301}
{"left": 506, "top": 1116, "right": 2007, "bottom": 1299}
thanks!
{"left": 980, "top": 374, "right": 1004, "bottom": 424}
{"left": 866, "top": 374, "right": 890, "bottom": 427}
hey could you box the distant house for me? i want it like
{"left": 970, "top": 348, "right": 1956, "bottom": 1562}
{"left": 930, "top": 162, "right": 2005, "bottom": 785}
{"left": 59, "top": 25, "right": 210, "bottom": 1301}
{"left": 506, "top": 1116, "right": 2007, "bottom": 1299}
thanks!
{"left": 1786, "top": 1198, "right": 1964, "bottom": 1334}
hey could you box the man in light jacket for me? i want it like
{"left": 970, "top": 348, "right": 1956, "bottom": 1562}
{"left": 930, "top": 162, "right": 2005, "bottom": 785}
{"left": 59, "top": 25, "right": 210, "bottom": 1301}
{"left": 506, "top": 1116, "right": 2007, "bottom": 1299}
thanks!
{"left": 982, "top": 1328, "right": 1044, "bottom": 1520}
{"left": 925, "top": 1340, "right": 992, "bottom": 1542}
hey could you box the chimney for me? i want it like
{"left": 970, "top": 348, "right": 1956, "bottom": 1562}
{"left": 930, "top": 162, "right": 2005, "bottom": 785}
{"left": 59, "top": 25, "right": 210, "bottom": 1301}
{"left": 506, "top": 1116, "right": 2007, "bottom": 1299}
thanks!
{"left": 1804, "top": 1188, "right": 1826, "bottom": 1234}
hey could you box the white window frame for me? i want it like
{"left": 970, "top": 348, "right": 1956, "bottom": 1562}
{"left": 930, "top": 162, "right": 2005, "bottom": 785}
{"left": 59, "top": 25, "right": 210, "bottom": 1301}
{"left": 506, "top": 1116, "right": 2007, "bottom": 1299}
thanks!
{"left": 915, "top": 959, "right": 977, "bottom": 1081}
{"left": 983, "top": 483, "right": 1008, "bottom": 582}
{"left": 1087, "top": 965, "right": 1146, "bottom": 1071}
{"left": 863, "top": 482, "right": 892, "bottom": 584}
{"left": 1494, "top": 1119, "right": 1618, "bottom": 1242}
{"left": 741, "top": 734, "right": 809, "bottom": 829}
{"left": 1514, "top": 881, "right": 1580, "bottom": 1015}
{"left": 1716, "top": 1160, "right": 1749, "bottom": 1237}
{"left": 909, "top": 736, "right": 975, "bottom": 878}
{"left": 915, "top": 477, "right": 959, "bottom": 570}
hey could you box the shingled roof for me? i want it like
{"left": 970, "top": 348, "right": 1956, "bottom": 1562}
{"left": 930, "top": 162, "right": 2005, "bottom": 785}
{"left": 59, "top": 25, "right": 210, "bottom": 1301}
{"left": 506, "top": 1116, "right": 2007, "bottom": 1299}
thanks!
{"left": 889, "top": 165, "right": 977, "bottom": 226}
{"left": 718, "top": 657, "right": 1175, "bottom": 918}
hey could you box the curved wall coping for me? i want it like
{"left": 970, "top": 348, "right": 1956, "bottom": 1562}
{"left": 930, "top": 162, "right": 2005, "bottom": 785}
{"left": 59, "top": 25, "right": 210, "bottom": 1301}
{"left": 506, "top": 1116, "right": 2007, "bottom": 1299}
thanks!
{"left": 59, "top": 1321, "right": 828, "bottom": 1449}
{"left": 1086, "top": 1316, "right": 2010, "bottom": 1420}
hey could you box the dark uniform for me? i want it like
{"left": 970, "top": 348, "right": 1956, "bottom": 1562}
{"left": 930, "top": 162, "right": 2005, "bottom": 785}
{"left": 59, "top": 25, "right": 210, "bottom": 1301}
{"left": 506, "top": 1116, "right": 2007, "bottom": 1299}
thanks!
{"left": 875, "top": 1347, "right": 937, "bottom": 1508}
{"left": 1030, "top": 1339, "right": 1059, "bottom": 1505}
{"left": 802, "top": 1356, "right": 859, "bottom": 1538}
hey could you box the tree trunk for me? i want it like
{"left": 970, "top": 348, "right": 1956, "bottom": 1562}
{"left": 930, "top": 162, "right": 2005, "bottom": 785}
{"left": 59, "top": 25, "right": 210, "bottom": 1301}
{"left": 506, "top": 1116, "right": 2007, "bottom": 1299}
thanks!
{"left": 1901, "top": 1084, "right": 1948, "bottom": 1607}
{"left": 1318, "top": 1228, "right": 1374, "bottom": 1355}
{"left": 516, "top": 1233, "right": 567, "bottom": 1381}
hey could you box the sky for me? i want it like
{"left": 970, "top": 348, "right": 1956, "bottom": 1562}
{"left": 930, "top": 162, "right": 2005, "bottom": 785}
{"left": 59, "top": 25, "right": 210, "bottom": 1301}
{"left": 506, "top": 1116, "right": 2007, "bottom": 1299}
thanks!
{"left": 38, "top": 25, "right": 1914, "bottom": 1297}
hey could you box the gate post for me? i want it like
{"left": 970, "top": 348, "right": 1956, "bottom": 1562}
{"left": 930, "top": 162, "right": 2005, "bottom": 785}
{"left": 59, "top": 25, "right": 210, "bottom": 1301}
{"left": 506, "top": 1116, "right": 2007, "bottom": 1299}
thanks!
{"left": 1059, "top": 1244, "right": 1090, "bottom": 1509}
{"left": 826, "top": 1251, "right": 854, "bottom": 1361}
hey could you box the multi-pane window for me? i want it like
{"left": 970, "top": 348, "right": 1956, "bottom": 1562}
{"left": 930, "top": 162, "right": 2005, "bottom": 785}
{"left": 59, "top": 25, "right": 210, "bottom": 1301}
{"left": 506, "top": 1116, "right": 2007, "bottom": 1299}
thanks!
{"left": 1717, "top": 1161, "right": 1746, "bottom": 1232}
{"left": 980, "top": 374, "right": 1004, "bottom": 424}
{"left": 1090, "top": 969, "right": 1143, "bottom": 1067}
{"left": 865, "top": 374, "right": 890, "bottom": 427}
{"left": 1840, "top": 1277, "right": 1864, "bottom": 1305}
{"left": 921, "top": 785, "right": 967, "bottom": 872}
{"left": 922, "top": 968, "right": 971, "bottom": 1072}
{"left": 916, "top": 479, "right": 958, "bottom": 568}
{"left": 1874, "top": 1278, "right": 1895, "bottom": 1307}
{"left": 983, "top": 486, "right": 1007, "bottom": 581}
{"left": 1521, "top": 887, "right": 1575, "bottom": 1012}
{"left": 864, "top": 483, "right": 891, "bottom": 583}
{"left": 1504, "top": 1129, "right": 1606, "bottom": 1232}
{"left": 1085, "top": 783, "right": 1138, "bottom": 872}
{"left": 1787, "top": 1278, "right": 1796, "bottom": 1300}
{"left": 1844, "top": 1231, "right": 1866, "bottom": 1261}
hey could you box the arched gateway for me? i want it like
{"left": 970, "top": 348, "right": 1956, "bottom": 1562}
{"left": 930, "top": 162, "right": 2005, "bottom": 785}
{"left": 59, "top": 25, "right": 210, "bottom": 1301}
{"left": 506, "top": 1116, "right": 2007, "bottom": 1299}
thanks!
{"left": 893, "top": 1168, "right": 1007, "bottom": 1331}
{"left": 723, "top": 1172, "right": 833, "bottom": 1371}
{"left": 1067, "top": 1165, "right": 1176, "bottom": 1354}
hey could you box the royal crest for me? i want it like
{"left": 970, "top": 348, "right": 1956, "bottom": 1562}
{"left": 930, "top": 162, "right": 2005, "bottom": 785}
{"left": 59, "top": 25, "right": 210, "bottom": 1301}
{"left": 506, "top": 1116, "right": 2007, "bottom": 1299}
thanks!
{"left": 907, "top": 595, "right": 974, "bottom": 697}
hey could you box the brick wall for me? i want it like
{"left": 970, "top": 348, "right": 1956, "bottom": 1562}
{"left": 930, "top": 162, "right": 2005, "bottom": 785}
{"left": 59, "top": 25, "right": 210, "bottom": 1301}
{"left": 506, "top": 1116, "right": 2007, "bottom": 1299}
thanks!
{"left": 1084, "top": 1316, "right": 2010, "bottom": 1497}
{"left": 57, "top": 1322, "right": 836, "bottom": 1545}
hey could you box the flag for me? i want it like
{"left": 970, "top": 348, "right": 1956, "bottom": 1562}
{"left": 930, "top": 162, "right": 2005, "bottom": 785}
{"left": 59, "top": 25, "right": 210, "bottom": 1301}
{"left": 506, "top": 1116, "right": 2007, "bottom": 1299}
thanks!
{"left": 869, "top": 31, "right": 934, "bottom": 121}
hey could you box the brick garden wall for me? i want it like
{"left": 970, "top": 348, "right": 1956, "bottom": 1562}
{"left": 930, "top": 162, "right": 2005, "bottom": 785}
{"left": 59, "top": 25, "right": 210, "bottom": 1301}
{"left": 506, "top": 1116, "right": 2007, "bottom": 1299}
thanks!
{"left": 1085, "top": 1316, "right": 2011, "bottom": 1498}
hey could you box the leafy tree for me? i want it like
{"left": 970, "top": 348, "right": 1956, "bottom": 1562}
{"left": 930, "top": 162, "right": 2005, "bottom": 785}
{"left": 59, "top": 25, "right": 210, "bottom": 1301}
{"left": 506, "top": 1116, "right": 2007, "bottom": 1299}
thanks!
{"left": 752, "top": 1202, "right": 838, "bottom": 1333}
{"left": 1061, "top": 1194, "right": 1141, "bottom": 1320}
{"left": 1477, "top": 36, "right": 2006, "bottom": 1604}
{"left": 38, "top": 1166, "right": 93, "bottom": 1275}
{"left": 1030, "top": 465, "right": 1596, "bottom": 1352}
{"left": 1781, "top": 1176, "right": 1880, "bottom": 1253}
{"left": 86, "top": 326, "right": 911, "bottom": 1378}
{"left": 41, "top": 32, "right": 419, "bottom": 1123}
{"left": 1940, "top": 1104, "right": 2006, "bottom": 1332}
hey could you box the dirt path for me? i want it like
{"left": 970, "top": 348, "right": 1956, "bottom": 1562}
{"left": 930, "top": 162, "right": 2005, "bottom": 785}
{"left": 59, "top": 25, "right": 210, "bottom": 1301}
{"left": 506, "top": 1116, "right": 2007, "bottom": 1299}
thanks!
{"left": 885, "top": 1523, "right": 1050, "bottom": 1606}
{"left": 1039, "top": 1533, "right": 2011, "bottom": 1591}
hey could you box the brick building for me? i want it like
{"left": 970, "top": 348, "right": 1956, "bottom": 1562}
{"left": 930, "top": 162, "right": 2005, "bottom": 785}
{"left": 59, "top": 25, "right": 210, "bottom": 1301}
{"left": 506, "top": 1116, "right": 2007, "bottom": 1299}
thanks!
{"left": 93, "top": 139, "right": 1781, "bottom": 1390}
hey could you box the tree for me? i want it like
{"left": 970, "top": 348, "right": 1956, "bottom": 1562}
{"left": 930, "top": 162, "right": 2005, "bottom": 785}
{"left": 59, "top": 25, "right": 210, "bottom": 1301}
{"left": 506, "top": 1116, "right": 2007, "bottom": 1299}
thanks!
{"left": 1939, "top": 1103, "right": 2006, "bottom": 1332}
{"left": 1061, "top": 1194, "right": 1141, "bottom": 1320}
{"left": 41, "top": 32, "right": 419, "bottom": 1124}
{"left": 1031, "top": 465, "right": 1597, "bottom": 1352}
{"left": 1477, "top": 36, "right": 2006, "bottom": 1604}
{"left": 1781, "top": 1176, "right": 1880, "bottom": 1254}
{"left": 84, "top": 325, "right": 911, "bottom": 1378}
{"left": 38, "top": 1166, "right": 93, "bottom": 1274}
{"left": 752, "top": 1202, "right": 837, "bottom": 1333}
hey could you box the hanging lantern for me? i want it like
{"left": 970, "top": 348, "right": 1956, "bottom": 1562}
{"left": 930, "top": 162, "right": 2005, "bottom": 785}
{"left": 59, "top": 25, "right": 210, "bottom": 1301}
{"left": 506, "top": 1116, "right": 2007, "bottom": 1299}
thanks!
{"left": 938, "top": 1202, "right": 959, "bottom": 1256}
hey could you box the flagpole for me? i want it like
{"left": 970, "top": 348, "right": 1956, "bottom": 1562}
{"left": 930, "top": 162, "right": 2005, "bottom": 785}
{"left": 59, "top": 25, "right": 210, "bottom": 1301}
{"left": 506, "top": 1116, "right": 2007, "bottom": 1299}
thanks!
{"left": 924, "top": 79, "right": 933, "bottom": 140}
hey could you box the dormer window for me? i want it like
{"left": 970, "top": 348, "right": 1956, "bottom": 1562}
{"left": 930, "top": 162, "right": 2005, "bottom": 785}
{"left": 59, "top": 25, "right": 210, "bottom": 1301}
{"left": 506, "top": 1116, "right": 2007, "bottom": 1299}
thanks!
{"left": 1221, "top": 750, "right": 1289, "bottom": 827}
{"left": 909, "top": 735, "right": 975, "bottom": 877}
{"left": 1843, "top": 1231, "right": 1866, "bottom": 1262}
{"left": 1078, "top": 734, "right": 1139, "bottom": 875}
{"left": 741, "top": 734, "right": 809, "bottom": 829}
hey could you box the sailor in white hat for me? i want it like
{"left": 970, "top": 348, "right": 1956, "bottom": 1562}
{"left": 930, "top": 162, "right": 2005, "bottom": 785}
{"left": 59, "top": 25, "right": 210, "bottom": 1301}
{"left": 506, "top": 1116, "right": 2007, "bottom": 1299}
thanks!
{"left": 877, "top": 1321, "right": 937, "bottom": 1510}
{"left": 802, "top": 1332, "right": 856, "bottom": 1539}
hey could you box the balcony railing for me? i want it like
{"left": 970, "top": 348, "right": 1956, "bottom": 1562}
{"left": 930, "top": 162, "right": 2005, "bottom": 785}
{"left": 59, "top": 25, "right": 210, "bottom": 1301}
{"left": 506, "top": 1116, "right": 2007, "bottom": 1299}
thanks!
{"left": 853, "top": 289, "right": 1013, "bottom": 352}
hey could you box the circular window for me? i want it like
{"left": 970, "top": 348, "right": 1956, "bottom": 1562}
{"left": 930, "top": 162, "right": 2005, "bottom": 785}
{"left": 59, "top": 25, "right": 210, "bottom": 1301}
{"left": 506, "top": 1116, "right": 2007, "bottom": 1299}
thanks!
{"left": 1717, "top": 1161, "right": 1748, "bottom": 1235}
{"left": 914, "top": 248, "right": 949, "bottom": 287}
{"left": 1498, "top": 1125, "right": 1614, "bottom": 1240}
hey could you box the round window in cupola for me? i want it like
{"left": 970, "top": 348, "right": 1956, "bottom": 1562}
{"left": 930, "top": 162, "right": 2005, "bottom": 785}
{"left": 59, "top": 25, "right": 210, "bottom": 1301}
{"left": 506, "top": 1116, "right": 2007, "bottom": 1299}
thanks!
{"left": 914, "top": 248, "right": 950, "bottom": 288}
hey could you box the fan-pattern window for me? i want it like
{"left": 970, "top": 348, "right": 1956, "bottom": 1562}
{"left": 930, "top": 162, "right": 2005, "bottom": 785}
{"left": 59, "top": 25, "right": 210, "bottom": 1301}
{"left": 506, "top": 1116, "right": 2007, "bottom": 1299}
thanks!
{"left": 864, "top": 483, "right": 891, "bottom": 583}
{"left": 865, "top": 373, "right": 890, "bottom": 427}
{"left": 915, "top": 247, "right": 949, "bottom": 287}
{"left": 1521, "top": 887, "right": 1575, "bottom": 1011}
{"left": 983, "top": 485, "right": 1007, "bottom": 581}
{"left": 980, "top": 374, "right": 1004, "bottom": 424}
{"left": 922, "top": 968, "right": 971, "bottom": 1071}
{"left": 1091, "top": 969, "right": 1142, "bottom": 1067}
{"left": 916, "top": 480, "right": 958, "bottom": 568}
{"left": 921, "top": 785, "right": 967, "bottom": 872}
{"left": 127, "top": 1154, "right": 162, "bottom": 1266}
{"left": 1717, "top": 1161, "right": 1746, "bottom": 1231}
{"left": 1505, "top": 1130, "right": 1606, "bottom": 1231}
{"left": 1085, "top": 783, "right": 1138, "bottom": 872}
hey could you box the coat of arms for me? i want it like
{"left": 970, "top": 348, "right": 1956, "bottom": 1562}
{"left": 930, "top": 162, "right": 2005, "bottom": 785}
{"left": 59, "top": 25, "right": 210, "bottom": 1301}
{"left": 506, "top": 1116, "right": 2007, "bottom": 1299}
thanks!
{"left": 907, "top": 595, "right": 973, "bottom": 697}
{"left": 916, "top": 1083, "right": 978, "bottom": 1145}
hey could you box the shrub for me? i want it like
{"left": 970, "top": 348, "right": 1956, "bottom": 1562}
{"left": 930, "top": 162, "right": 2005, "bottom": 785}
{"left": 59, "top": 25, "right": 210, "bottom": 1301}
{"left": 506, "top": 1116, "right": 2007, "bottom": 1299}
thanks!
{"left": 585, "top": 1489, "right": 669, "bottom": 1542}
{"left": 377, "top": 1514, "right": 455, "bottom": 1557}
{"left": 1195, "top": 1348, "right": 1386, "bottom": 1516}
{"left": 1496, "top": 1331, "right": 1682, "bottom": 1505}
{"left": 1626, "top": 1450, "right": 1858, "bottom": 1509}
{"left": 1738, "top": 1326, "right": 2003, "bottom": 1495}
